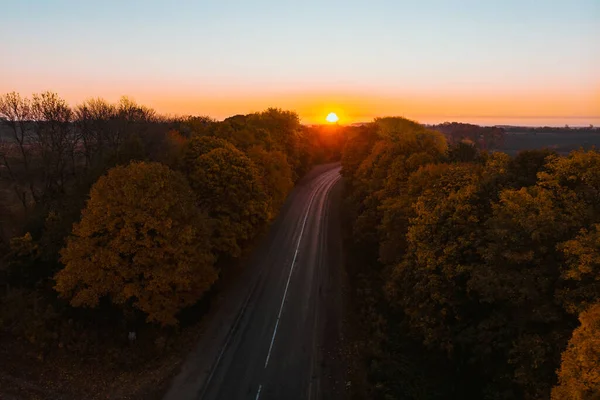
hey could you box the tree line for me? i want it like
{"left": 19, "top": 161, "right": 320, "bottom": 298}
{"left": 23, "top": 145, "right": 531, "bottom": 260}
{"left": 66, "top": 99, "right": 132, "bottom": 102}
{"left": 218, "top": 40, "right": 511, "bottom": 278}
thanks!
{"left": 430, "top": 121, "right": 505, "bottom": 150}
{"left": 0, "top": 91, "right": 346, "bottom": 352}
{"left": 341, "top": 117, "right": 599, "bottom": 399}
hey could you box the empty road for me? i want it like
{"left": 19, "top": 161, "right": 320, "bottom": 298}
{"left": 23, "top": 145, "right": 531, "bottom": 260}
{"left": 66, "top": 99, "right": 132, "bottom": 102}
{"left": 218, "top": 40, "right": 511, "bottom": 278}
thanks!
{"left": 165, "top": 164, "right": 347, "bottom": 400}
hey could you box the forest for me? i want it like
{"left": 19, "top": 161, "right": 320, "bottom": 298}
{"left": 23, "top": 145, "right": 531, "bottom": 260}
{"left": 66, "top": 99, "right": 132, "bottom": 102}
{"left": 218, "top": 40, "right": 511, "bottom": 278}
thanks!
{"left": 1, "top": 91, "right": 598, "bottom": 399}
{"left": 340, "top": 117, "right": 600, "bottom": 399}
{"left": 0, "top": 91, "right": 345, "bottom": 396}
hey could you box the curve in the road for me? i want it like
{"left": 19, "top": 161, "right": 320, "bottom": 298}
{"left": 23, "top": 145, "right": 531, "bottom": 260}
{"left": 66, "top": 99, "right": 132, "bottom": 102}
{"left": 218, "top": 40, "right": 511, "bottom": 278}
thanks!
{"left": 164, "top": 165, "right": 344, "bottom": 400}
{"left": 263, "top": 169, "right": 341, "bottom": 370}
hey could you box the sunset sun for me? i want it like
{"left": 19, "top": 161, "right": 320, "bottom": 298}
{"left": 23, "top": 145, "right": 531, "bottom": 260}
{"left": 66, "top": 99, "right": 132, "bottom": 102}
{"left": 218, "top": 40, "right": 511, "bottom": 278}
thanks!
{"left": 326, "top": 112, "right": 339, "bottom": 123}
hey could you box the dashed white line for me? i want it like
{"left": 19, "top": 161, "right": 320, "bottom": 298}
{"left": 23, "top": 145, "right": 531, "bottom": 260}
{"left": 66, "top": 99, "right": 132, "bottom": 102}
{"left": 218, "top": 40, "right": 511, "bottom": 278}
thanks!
{"left": 255, "top": 384, "right": 262, "bottom": 400}
{"left": 263, "top": 171, "right": 338, "bottom": 368}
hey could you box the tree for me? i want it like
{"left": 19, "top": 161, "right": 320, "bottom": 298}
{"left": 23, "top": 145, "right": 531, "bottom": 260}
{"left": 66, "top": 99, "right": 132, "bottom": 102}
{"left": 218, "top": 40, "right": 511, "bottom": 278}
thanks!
{"left": 186, "top": 147, "right": 269, "bottom": 257}
{"left": 379, "top": 162, "right": 474, "bottom": 266}
{"left": 447, "top": 140, "right": 479, "bottom": 163}
{"left": 246, "top": 146, "right": 293, "bottom": 218}
{"left": 247, "top": 108, "right": 303, "bottom": 177}
{"left": 349, "top": 118, "right": 447, "bottom": 257}
{"left": 4, "top": 232, "right": 40, "bottom": 288}
{"left": 159, "top": 129, "right": 188, "bottom": 169}
{"left": 385, "top": 153, "right": 582, "bottom": 398}
{"left": 31, "top": 91, "right": 76, "bottom": 200}
{"left": 340, "top": 124, "right": 379, "bottom": 180}
{"left": 217, "top": 115, "right": 274, "bottom": 151}
{"left": 538, "top": 150, "right": 600, "bottom": 216}
{"left": 472, "top": 185, "right": 580, "bottom": 398}
{"left": 388, "top": 164, "right": 482, "bottom": 352}
{"left": 74, "top": 97, "right": 117, "bottom": 168}
{"left": 552, "top": 303, "right": 600, "bottom": 400}
{"left": 55, "top": 161, "right": 217, "bottom": 326}
{"left": 183, "top": 135, "right": 237, "bottom": 172}
{"left": 248, "top": 108, "right": 300, "bottom": 155}
{"left": 506, "top": 149, "right": 556, "bottom": 189}
{"left": 0, "top": 92, "right": 36, "bottom": 208}
{"left": 558, "top": 224, "right": 600, "bottom": 314}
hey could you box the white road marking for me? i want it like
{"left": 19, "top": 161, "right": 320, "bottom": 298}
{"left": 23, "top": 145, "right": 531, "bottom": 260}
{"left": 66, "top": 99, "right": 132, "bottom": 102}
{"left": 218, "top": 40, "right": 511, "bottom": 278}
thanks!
{"left": 255, "top": 384, "right": 262, "bottom": 400}
{"left": 263, "top": 170, "right": 338, "bottom": 368}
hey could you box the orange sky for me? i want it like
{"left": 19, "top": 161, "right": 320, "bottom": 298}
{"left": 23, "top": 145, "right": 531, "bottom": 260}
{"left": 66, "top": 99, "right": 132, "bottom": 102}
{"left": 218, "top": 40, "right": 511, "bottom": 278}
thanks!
{"left": 3, "top": 77, "right": 598, "bottom": 126}
{"left": 89, "top": 86, "right": 600, "bottom": 126}
{"left": 2, "top": 1, "right": 598, "bottom": 127}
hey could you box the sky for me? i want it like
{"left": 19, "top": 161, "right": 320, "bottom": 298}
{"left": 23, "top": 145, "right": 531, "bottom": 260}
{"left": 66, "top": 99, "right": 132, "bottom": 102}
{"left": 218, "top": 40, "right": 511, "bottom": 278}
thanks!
{"left": 1, "top": 0, "right": 599, "bottom": 126}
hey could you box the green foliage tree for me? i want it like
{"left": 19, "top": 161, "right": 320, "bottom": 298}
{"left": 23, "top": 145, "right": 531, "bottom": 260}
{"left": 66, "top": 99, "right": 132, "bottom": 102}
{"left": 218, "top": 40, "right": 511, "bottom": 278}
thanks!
{"left": 55, "top": 161, "right": 217, "bottom": 326}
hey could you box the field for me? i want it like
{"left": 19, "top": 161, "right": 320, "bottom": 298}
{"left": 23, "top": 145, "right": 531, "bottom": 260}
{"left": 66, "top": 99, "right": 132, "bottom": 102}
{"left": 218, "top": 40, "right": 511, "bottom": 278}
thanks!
{"left": 497, "top": 130, "right": 600, "bottom": 155}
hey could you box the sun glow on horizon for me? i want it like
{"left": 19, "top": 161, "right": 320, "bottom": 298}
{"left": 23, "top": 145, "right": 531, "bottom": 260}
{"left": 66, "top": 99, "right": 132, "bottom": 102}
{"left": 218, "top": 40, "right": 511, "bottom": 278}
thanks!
{"left": 326, "top": 112, "right": 339, "bottom": 123}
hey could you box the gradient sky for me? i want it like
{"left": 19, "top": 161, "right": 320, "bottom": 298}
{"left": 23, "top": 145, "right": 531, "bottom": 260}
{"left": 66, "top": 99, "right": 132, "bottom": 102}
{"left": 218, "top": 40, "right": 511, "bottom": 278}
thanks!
{"left": 1, "top": 0, "right": 599, "bottom": 125}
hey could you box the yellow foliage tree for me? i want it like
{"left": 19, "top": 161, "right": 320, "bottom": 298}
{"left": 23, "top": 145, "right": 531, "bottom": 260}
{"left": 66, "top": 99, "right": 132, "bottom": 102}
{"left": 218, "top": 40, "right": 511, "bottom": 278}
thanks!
{"left": 183, "top": 135, "right": 237, "bottom": 170}
{"left": 55, "top": 161, "right": 217, "bottom": 326}
{"left": 187, "top": 147, "right": 269, "bottom": 257}
{"left": 559, "top": 224, "right": 600, "bottom": 314}
{"left": 552, "top": 303, "right": 600, "bottom": 400}
{"left": 246, "top": 146, "right": 293, "bottom": 218}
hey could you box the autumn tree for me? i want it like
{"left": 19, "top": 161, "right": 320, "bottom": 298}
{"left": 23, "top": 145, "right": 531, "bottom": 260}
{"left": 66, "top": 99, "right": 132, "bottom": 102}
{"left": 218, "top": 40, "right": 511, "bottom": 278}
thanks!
{"left": 159, "top": 129, "right": 188, "bottom": 169}
{"left": 246, "top": 146, "right": 293, "bottom": 218}
{"left": 387, "top": 163, "right": 483, "bottom": 350}
{"left": 247, "top": 108, "right": 301, "bottom": 159}
{"left": 183, "top": 135, "right": 237, "bottom": 169}
{"left": 558, "top": 224, "right": 600, "bottom": 314}
{"left": 506, "top": 149, "right": 556, "bottom": 189}
{"left": 538, "top": 150, "right": 600, "bottom": 216}
{"left": 552, "top": 303, "right": 600, "bottom": 400}
{"left": 470, "top": 183, "right": 581, "bottom": 398}
{"left": 348, "top": 118, "right": 447, "bottom": 256}
{"left": 341, "top": 117, "right": 600, "bottom": 399}
{"left": 186, "top": 146, "right": 269, "bottom": 257}
{"left": 216, "top": 115, "right": 274, "bottom": 151}
{"left": 447, "top": 140, "right": 479, "bottom": 163}
{"left": 379, "top": 162, "right": 474, "bottom": 266}
{"left": 340, "top": 124, "right": 379, "bottom": 180}
{"left": 55, "top": 161, "right": 217, "bottom": 326}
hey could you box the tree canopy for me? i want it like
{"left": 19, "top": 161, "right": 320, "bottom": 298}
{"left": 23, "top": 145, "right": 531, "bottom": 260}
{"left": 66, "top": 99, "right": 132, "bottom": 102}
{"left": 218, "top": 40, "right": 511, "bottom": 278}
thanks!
{"left": 55, "top": 161, "right": 217, "bottom": 326}
{"left": 552, "top": 304, "right": 600, "bottom": 400}
{"left": 185, "top": 146, "right": 269, "bottom": 257}
{"left": 341, "top": 117, "right": 600, "bottom": 399}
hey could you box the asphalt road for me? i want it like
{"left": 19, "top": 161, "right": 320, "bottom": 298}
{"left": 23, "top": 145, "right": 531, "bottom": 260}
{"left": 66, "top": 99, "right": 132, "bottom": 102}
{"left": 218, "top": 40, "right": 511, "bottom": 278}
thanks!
{"left": 164, "top": 164, "right": 346, "bottom": 400}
